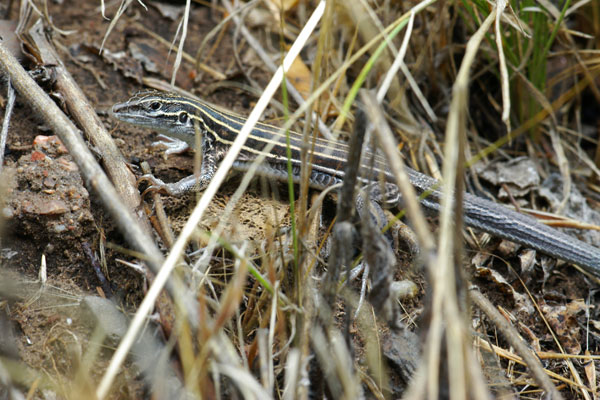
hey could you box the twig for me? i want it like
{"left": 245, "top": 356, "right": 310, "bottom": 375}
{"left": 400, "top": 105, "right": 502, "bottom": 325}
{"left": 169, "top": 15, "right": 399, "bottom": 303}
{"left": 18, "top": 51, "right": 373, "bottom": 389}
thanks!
{"left": 0, "top": 38, "right": 169, "bottom": 274}
{"left": 25, "top": 21, "right": 145, "bottom": 224}
{"left": 82, "top": 242, "right": 114, "bottom": 298}
{"left": 0, "top": 35, "right": 192, "bottom": 392}
{"left": 470, "top": 289, "right": 564, "bottom": 400}
{"left": 141, "top": 162, "right": 175, "bottom": 248}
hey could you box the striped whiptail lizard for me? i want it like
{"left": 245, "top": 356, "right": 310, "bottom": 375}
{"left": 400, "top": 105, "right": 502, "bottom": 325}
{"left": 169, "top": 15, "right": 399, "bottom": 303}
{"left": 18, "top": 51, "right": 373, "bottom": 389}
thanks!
{"left": 112, "top": 90, "right": 600, "bottom": 277}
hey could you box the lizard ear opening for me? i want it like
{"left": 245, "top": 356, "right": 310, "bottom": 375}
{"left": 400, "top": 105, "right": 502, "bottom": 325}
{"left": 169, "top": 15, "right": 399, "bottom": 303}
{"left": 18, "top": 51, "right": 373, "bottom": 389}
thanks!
{"left": 179, "top": 112, "right": 189, "bottom": 123}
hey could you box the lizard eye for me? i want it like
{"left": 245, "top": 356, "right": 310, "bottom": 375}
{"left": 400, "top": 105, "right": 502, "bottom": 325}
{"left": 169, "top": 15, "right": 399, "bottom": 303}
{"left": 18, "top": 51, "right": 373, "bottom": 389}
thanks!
{"left": 149, "top": 101, "right": 161, "bottom": 111}
{"left": 179, "top": 112, "right": 189, "bottom": 123}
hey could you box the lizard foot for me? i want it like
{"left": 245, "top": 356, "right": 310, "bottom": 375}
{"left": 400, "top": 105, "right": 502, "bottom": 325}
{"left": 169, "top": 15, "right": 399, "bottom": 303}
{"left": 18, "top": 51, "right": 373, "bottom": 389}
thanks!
{"left": 138, "top": 174, "right": 175, "bottom": 197}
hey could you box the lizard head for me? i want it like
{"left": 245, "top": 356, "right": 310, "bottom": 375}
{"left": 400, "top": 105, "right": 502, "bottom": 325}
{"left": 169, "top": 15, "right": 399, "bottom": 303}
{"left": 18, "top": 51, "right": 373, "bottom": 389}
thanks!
{"left": 112, "top": 90, "right": 197, "bottom": 142}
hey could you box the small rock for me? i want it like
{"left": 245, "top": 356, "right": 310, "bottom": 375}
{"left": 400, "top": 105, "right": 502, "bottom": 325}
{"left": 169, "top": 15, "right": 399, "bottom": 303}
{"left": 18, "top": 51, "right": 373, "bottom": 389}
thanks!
{"left": 38, "top": 199, "right": 68, "bottom": 215}
{"left": 2, "top": 206, "right": 13, "bottom": 218}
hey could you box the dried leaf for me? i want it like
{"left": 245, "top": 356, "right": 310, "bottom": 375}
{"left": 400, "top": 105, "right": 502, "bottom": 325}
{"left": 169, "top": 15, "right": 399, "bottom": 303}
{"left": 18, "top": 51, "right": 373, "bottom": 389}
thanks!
{"left": 584, "top": 350, "right": 596, "bottom": 397}
{"left": 476, "top": 157, "right": 540, "bottom": 200}
{"left": 286, "top": 56, "right": 312, "bottom": 100}
{"left": 540, "top": 301, "right": 588, "bottom": 355}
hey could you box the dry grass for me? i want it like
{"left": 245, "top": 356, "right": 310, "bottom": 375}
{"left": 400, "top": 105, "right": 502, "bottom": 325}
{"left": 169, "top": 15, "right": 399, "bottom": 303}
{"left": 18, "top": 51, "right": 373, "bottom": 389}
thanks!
{"left": 1, "top": 0, "right": 600, "bottom": 399}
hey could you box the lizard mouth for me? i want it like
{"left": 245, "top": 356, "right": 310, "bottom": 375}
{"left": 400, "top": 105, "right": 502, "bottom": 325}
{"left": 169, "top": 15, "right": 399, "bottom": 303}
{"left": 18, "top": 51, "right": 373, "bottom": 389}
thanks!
{"left": 111, "top": 104, "right": 154, "bottom": 127}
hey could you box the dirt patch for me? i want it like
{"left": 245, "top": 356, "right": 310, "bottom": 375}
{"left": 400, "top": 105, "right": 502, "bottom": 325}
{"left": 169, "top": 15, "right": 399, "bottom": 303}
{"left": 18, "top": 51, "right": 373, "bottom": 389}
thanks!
{"left": 0, "top": 0, "right": 599, "bottom": 398}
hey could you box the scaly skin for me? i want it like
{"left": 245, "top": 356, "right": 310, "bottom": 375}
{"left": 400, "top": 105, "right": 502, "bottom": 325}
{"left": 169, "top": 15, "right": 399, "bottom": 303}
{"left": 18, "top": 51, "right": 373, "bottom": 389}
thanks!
{"left": 113, "top": 90, "right": 600, "bottom": 277}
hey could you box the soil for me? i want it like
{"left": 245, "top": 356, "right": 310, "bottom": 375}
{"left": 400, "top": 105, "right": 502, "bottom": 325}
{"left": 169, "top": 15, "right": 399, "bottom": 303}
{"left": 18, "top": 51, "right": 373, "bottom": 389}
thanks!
{"left": 0, "top": 0, "right": 598, "bottom": 399}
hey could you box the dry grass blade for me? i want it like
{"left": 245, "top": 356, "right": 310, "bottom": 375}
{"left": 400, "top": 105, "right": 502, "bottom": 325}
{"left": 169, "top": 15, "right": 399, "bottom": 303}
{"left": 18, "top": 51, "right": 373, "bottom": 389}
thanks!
{"left": 99, "top": 0, "right": 135, "bottom": 53}
{"left": 221, "top": 0, "right": 334, "bottom": 139}
{"left": 0, "top": 82, "right": 14, "bottom": 173}
{"left": 169, "top": 0, "right": 190, "bottom": 86}
{"left": 311, "top": 325, "right": 362, "bottom": 399}
{"left": 132, "top": 22, "right": 225, "bottom": 79}
{"left": 494, "top": 0, "right": 511, "bottom": 132}
{"left": 408, "top": 7, "right": 500, "bottom": 400}
{"left": 3, "top": 0, "right": 600, "bottom": 397}
{"left": 510, "top": 263, "right": 595, "bottom": 398}
{"left": 471, "top": 289, "right": 563, "bottom": 399}
{"left": 360, "top": 91, "right": 435, "bottom": 255}
{"left": 95, "top": 4, "right": 325, "bottom": 397}
{"left": 376, "top": 10, "right": 437, "bottom": 123}
{"left": 324, "top": 92, "right": 368, "bottom": 309}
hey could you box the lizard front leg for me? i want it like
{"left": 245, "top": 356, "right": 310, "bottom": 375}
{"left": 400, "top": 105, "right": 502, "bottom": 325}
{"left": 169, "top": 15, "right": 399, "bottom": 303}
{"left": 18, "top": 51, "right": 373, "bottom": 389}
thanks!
{"left": 139, "top": 143, "right": 224, "bottom": 196}
{"left": 152, "top": 134, "right": 190, "bottom": 155}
